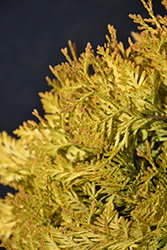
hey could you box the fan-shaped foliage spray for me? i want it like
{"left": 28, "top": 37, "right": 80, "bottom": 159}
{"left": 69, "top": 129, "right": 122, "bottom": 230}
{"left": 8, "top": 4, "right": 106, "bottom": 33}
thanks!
{"left": 1, "top": 0, "right": 167, "bottom": 249}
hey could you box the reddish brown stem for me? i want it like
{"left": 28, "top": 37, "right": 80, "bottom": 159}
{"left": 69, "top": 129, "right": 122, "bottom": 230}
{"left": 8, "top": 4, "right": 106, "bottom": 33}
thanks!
{"left": 145, "top": 115, "right": 167, "bottom": 120}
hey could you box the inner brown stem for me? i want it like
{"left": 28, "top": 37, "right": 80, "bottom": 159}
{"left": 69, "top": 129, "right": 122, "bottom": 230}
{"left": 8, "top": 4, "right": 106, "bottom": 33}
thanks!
{"left": 145, "top": 115, "right": 167, "bottom": 120}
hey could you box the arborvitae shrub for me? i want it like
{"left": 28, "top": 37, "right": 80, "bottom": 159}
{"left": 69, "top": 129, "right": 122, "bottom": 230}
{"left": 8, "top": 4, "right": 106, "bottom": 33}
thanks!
{"left": 1, "top": 0, "right": 167, "bottom": 249}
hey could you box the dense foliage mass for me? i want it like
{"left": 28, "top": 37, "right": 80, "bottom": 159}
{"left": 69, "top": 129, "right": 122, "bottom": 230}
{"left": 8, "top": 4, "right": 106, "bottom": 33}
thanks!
{"left": 1, "top": 0, "right": 167, "bottom": 249}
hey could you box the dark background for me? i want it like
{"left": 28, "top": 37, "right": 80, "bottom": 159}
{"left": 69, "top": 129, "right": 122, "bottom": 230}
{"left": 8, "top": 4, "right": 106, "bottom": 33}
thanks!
{"left": 0, "top": 0, "right": 166, "bottom": 248}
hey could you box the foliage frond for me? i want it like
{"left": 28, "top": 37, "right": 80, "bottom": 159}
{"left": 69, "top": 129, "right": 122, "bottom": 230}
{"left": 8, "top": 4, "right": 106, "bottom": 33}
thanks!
{"left": 1, "top": 0, "right": 167, "bottom": 249}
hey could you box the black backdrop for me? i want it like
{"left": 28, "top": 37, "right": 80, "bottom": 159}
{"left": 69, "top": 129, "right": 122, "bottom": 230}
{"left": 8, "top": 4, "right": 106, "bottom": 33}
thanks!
{"left": 0, "top": 0, "right": 166, "bottom": 248}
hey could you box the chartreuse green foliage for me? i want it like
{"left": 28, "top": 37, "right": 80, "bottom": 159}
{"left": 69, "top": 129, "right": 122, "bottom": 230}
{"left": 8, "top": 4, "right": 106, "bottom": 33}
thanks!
{"left": 1, "top": 0, "right": 167, "bottom": 249}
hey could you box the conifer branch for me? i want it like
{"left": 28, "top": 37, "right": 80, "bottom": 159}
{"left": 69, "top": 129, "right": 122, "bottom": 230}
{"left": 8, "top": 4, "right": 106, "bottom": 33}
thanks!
{"left": 1, "top": 0, "right": 167, "bottom": 249}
